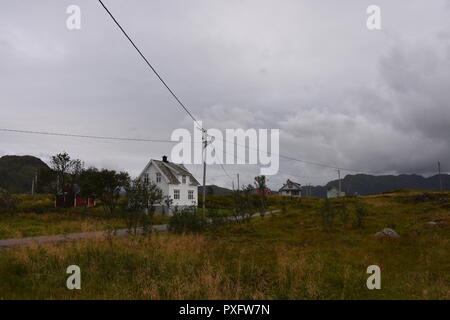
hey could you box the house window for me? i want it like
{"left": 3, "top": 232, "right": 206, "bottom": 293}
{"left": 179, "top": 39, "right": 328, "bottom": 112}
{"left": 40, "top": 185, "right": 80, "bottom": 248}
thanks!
{"left": 156, "top": 172, "right": 161, "bottom": 183}
{"left": 144, "top": 173, "right": 149, "bottom": 184}
{"left": 188, "top": 190, "right": 194, "bottom": 200}
{"left": 174, "top": 189, "right": 180, "bottom": 199}
{"left": 182, "top": 176, "right": 186, "bottom": 184}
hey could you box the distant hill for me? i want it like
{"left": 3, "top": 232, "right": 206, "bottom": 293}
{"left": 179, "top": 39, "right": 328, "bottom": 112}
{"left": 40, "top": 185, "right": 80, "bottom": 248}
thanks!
{"left": 0, "top": 155, "right": 50, "bottom": 193}
{"left": 198, "top": 185, "right": 233, "bottom": 195}
{"left": 2, "top": 154, "right": 448, "bottom": 198}
{"left": 302, "top": 173, "right": 450, "bottom": 198}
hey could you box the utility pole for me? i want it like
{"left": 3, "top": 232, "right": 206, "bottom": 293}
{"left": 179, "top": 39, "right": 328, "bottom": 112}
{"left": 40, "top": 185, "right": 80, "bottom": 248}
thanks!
{"left": 438, "top": 161, "right": 443, "bottom": 191}
{"left": 337, "top": 169, "right": 341, "bottom": 198}
{"left": 202, "top": 130, "right": 207, "bottom": 218}
{"left": 34, "top": 171, "right": 38, "bottom": 195}
{"left": 237, "top": 173, "right": 240, "bottom": 192}
{"left": 31, "top": 170, "right": 38, "bottom": 196}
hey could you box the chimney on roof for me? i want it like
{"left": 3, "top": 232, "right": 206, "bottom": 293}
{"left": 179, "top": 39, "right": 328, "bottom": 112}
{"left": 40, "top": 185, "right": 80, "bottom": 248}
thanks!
{"left": 162, "top": 155, "right": 168, "bottom": 163}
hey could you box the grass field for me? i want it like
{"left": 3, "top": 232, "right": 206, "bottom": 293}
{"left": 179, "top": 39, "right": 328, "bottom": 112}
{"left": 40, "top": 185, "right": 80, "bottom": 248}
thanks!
{"left": 0, "top": 194, "right": 171, "bottom": 239}
{"left": 0, "top": 212, "right": 126, "bottom": 240}
{"left": 0, "top": 190, "right": 449, "bottom": 299}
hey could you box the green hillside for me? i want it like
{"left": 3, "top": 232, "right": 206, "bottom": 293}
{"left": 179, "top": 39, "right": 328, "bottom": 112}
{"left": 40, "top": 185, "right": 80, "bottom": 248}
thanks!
{"left": 0, "top": 155, "right": 50, "bottom": 194}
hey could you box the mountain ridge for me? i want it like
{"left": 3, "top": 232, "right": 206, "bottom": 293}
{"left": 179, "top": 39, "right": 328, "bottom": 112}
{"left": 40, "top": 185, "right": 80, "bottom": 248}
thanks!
{"left": 0, "top": 155, "right": 50, "bottom": 193}
{"left": 0, "top": 155, "right": 448, "bottom": 196}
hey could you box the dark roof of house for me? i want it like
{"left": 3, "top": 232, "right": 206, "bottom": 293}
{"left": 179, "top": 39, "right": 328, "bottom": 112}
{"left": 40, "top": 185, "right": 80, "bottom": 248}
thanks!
{"left": 151, "top": 160, "right": 200, "bottom": 186}
{"left": 279, "top": 179, "right": 302, "bottom": 192}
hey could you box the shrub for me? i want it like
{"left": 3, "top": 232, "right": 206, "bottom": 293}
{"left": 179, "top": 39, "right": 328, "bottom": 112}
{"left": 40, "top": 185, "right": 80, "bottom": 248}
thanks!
{"left": 206, "top": 207, "right": 228, "bottom": 229}
{"left": 231, "top": 188, "right": 255, "bottom": 223}
{"left": 168, "top": 206, "right": 207, "bottom": 233}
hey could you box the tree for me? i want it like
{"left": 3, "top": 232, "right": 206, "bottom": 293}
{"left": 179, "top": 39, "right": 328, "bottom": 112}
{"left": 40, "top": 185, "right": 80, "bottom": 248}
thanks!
{"left": 231, "top": 184, "right": 256, "bottom": 223}
{"left": 35, "top": 167, "right": 57, "bottom": 194}
{"left": 70, "top": 159, "right": 84, "bottom": 186}
{"left": 79, "top": 168, "right": 130, "bottom": 215}
{"left": 78, "top": 167, "right": 99, "bottom": 198}
{"left": 125, "top": 178, "right": 163, "bottom": 234}
{"left": 254, "top": 175, "right": 267, "bottom": 217}
{"left": 162, "top": 195, "right": 173, "bottom": 215}
{"left": 50, "top": 152, "right": 81, "bottom": 193}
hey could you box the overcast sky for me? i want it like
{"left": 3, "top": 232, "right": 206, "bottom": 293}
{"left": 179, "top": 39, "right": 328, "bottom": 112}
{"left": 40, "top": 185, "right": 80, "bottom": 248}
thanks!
{"left": 1, "top": 0, "right": 449, "bottom": 189}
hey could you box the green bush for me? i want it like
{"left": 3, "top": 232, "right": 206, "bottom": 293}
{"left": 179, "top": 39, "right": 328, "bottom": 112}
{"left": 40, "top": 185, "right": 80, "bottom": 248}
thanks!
{"left": 206, "top": 207, "right": 228, "bottom": 229}
{"left": 169, "top": 207, "right": 207, "bottom": 233}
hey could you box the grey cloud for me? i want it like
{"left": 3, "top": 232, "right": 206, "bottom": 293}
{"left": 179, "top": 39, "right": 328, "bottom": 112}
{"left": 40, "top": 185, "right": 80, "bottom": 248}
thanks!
{"left": 0, "top": 0, "right": 449, "bottom": 189}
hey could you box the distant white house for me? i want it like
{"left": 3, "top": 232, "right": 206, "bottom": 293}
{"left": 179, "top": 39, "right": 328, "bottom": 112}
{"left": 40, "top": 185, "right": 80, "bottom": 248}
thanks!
{"left": 138, "top": 156, "right": 199, "bottom": 214}
{"left": 278, "top": 179, "right": 302, "bottom": 197}
{"left": 327, "top": 186, "right": 345, "bottom": 199}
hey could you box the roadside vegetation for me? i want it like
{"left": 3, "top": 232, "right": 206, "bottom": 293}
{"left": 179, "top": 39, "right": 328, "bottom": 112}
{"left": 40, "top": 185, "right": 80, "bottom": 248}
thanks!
{"left": 0, "top": 190, "right": 449, "bottom": 299}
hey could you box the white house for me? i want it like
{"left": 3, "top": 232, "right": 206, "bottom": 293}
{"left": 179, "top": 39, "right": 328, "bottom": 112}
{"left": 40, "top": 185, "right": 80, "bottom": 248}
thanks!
{"left": 138, "top": 156, "right": 199, "bottom": 213}
{"left": 326, "top": 186, "right": 346, "bottom": 199}
{"left": 278, "top": 179, "right": 302, "bottom": 197}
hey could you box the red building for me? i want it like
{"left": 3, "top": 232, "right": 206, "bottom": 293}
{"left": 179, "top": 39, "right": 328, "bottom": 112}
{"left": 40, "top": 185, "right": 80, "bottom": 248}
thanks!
{"left": 55, "top": 185, "right": 95, "bottom": 208}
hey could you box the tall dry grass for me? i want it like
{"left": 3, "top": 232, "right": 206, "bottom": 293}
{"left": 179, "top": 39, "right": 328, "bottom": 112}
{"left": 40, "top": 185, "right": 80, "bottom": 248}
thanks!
{"left": 1, "top": 191, "right": 450, "bottom": 299}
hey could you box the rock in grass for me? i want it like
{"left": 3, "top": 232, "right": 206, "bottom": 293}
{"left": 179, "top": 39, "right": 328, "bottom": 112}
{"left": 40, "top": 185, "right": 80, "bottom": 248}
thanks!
{"left": 374, "top": 228, "right": 400, "bottom": 238}
{"left": 426, "top": 221, "right": 438, "bottom": 227}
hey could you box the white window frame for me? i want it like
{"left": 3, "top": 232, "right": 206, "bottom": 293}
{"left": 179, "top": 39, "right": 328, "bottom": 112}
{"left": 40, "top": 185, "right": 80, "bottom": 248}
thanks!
{"left": 174, "top": 189, "right": 180, "bottom": 200}
{"left": 156, "top": 172, "right": 161, "bottom": 183}
{"left": 182, "top": 175, "right": 186, "bottom": 184}
{"left": 188, "top": 190, "right": 194, "bottom": 200}
{"left": 144, "top": 173, "right": 149, "bottom": 184}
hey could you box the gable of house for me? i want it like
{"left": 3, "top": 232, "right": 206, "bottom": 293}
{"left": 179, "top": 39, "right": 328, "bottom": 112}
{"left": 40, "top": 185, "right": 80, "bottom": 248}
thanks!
{"left": 279, "top": 179, "right": 302, "bottom": 192}
{"left": 138, "top": 157, "right": 199, "bottom": 210}
{"left": 139, "top": 159, "right": 200, "bottom": 186}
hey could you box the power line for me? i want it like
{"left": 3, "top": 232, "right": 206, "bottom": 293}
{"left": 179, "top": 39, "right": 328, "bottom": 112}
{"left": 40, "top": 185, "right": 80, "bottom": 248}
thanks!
{"left": 2, "top": 126, "right": 376, "bottom": 176}
{"left": 221, "top": 137, "right": 378, "bottom": 174}
{"left": 97, "top": 0, "right": 376, "bottom": 176}
{"left": 215, "top": 141, "right": 319, "bottom": 180}
{"left": 0, "top": 128, "right": 178, "bottom": 143}
{"left": 97, "top": 0, "right": 203, "bottom": 132}
{"left": 211, "top": 145, "right": 233, "bottom": 180}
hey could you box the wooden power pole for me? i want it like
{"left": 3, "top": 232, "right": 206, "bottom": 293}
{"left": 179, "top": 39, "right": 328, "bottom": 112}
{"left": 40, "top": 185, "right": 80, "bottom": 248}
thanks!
{"left": 31, "top": 171, "right": 37, "bottom": 196}
{"left": 202, "top": 131, "right": 207, "bottom": 217}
